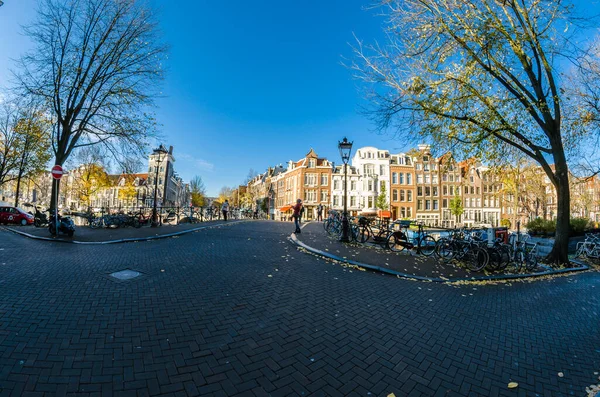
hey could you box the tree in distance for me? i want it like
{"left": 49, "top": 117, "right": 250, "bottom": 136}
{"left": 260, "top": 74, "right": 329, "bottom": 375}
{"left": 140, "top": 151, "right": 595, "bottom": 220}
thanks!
{"left": 190, "top": 176, "right": 207, "bottom": 207}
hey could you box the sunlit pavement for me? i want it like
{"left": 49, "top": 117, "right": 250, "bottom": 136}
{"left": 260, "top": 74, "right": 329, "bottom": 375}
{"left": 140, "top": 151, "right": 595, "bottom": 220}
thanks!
{"left": 0, "top": 221, "right": 598, "bottom": 396}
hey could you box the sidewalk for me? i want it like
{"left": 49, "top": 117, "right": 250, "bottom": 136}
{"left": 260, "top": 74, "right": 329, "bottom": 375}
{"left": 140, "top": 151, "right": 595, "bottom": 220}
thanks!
{"left": 2, "top": 220, "right": 243, "bottom": 243}
{"left": 293, "top": 222, "right": 588, "bottom": 282}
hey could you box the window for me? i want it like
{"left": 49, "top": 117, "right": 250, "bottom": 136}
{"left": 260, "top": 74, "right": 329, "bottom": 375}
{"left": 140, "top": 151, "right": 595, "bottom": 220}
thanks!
{"left": 417, "top": 186, "right": 423, "bottom": 196}
{"left": 442, "top": 174, "right": 448, "bottom": 182}
{"left": 425, "top": 186, "right": 431, "bottom": 196}
{"left": 424, "top": 174, "right": 430, "bottom": 183}
{"left": 364, "top": 164, "right": 375, "bottom": 175}
{"left": 433, "top": 200, "right": 438, "bottom": 210}
{"left": 407, "top": 191, "right": 413, "bottom": 201}
{"left": 368, "top": 196, "right": 374, "bottom": 208}
{"left": 392, "top": 172, "right": 398, "bottom": 184}
{"left": 470, "top": 186, "right": 474, "bottom": 194}
{"left": 334, "top": 180, "right": 340, "bottom": 190}
{"left": 368, "top": 180, "right": 374, "bottom": 191}
{"left": 305, "top": 190, "right": 316, "bottom": 202}
{"left": 477, "top": 198, "right": 481, "bottom": 207}
{"left": 425, "top": 200, "right": 431, "bottom": 210}
{"left": 350, "top": 196, "right": 356, "bottom": 207}
{"left": 464, "top": 186, "right": 468, "bottom": 194}
{"left": 304, "top": 173, "right": 316, "bottom": 186}
{"left": 423, "top": 163, "right": 430, "bottom": 172}
{"left": 407, "top": 207, "right": 412, "bottom": 218}
{"left": 351, "top": 181, "right": 357, "bottom": 191}
{"left": 476, "top": 187, "right": 480, "bottom": 195}
{"left": 416, "top": 163, "right": 422, "bottom": 170}
{"left": 449, "top": 174, "right": 454, "bottom": 182}
{"left": 443, "top": 185, "right": 448, "bottom": 195}
{"left": 442, "top": 198, "right": 448, "bottom": 208}
{"left": 470, "top": 175, "right": 474, "bottom": 182}
{"left": 417, "top": 200, "right": 423, "bottom": 210}
{"left": 393, "top": 189, "right": 398, "bottom": 201}
{"left": 399, "top": 173, "right": 404, "bottom": 184}
{"left": 400, "top": 190, "right": 405, "bottom": 201}
{"left": 380, "top": 165, "right": 386, "bottom": 175}
{"left": 423, "top": 155, "right": 429, "bottom": 162}
{"left": 432, "top": 174, "right": 438, "bottom": 184}
{"left": 320, "top": 191, "right": 327, "bottom": 202}
{"left": 417, "top": 174, "right": 423, "bottom": 184}
{"left": 333, "top": 196, "right": 339, "bottom": 206}
{"left": 308, "top": 159, "right": 316, "bottom": 168}
{"left": 407, "top": 174, "right": 412, "bottom": 184}
{"left": 321, "top": 173, "right": 328, "bottom": 186}
{"left": 400, "top": 207, "right": 406, "bottom": 218}
{"left": 450, "top": 186, "right": 454, "bottom": 195}
{"left": 433, "top": 186, "right": 438, "bottom": 196}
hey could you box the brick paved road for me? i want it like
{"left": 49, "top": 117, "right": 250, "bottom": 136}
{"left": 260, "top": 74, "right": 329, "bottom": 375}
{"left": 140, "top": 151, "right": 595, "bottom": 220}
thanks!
{"left": 0, "top": 221, "right": 599, "bottom": 396}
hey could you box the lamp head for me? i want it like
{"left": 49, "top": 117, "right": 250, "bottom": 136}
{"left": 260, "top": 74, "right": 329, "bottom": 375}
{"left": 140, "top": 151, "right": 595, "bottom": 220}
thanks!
{"left": 338, "top": 137, "right": 353, "bottom": 165}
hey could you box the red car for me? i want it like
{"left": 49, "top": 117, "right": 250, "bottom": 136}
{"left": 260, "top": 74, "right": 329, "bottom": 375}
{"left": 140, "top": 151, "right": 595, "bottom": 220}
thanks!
{"left": 0, "top": 206, "right": 34, "bottom": 225}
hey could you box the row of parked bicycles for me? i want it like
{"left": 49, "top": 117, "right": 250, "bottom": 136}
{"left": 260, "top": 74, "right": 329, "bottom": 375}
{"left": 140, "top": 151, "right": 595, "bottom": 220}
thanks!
{"left": 574, "top": 232, "right": 600, "bottom": 261}
{"left": 323, "top": 211, "right": 539, "bottom": 273}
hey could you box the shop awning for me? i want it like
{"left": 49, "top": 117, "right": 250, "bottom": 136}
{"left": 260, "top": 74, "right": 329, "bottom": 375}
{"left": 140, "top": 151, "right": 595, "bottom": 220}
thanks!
{"left": 279, "top": 205, "right": 293, "bottom": 212}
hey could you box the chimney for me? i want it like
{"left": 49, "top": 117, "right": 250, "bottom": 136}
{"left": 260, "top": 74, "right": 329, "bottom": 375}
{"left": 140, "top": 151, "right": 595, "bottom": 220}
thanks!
{"left": 169, "top": 145, "right": 173, "bottom": 155}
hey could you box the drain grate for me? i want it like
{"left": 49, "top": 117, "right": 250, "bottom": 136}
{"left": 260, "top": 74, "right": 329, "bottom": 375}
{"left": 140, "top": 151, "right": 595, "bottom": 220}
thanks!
{"left": 110, "top": 269, "right": 141, "bottom": 280}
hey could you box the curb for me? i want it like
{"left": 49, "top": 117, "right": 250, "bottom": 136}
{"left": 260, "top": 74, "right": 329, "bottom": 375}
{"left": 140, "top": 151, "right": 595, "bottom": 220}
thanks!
{"left": 289, "top": 232, "right": 590, "bottom": 283}
{"left": 1, "top": 220, "right": 247, "bottom": 245}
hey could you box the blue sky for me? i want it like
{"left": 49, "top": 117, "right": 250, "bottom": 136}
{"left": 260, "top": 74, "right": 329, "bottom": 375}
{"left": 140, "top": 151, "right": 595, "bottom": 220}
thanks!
{"left": 0, "top": 0, "right": 398, "bottom": 196}
{"left": 1, "top": 0, "right": 598, "bottom": 195}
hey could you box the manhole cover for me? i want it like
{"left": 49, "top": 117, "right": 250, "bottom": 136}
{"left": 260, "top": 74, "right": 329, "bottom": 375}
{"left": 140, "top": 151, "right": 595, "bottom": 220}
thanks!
{"left": 110, "top": 269, "right": 141, "bottom": 280}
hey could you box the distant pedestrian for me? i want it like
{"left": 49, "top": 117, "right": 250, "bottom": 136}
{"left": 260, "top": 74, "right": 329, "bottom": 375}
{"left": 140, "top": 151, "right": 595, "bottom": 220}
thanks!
{"left": 317, "top": 204, "right": 323, "bottom": 222}
{"left": 221, "top": 200, "right": 229, "bottom": 221}
{"left": 292, "top": 199, "right": 303, "bottom": 233}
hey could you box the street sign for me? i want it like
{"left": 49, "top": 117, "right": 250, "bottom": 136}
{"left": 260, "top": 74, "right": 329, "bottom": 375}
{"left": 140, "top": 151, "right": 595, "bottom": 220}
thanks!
{"left": 51, "top": 165, "right": 64, "bottom": 180}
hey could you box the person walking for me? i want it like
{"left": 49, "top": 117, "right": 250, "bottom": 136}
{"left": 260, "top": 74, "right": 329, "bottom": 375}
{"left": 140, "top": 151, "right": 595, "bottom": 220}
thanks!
{"left": 221, "top": 199, "right": 230, "bottom": 221}
{"left": 317, "top": 204, "right": 323, "bottom": 222}
{"left": 292, "top": 199, "right": 303, "bottom": 233}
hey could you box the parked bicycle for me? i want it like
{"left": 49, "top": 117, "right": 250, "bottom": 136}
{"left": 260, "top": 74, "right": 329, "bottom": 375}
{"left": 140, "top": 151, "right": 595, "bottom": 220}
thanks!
{"left": 574, "top": 233, "right": 600, "bottom": 261}
{"left": 386, "top": 220, "right": 437, "bottom": 256}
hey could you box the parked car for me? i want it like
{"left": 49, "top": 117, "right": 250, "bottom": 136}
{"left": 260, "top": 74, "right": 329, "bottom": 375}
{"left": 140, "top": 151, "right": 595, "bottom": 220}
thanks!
{"left": 0, "top": 206, "right": 35, "bottom": 225}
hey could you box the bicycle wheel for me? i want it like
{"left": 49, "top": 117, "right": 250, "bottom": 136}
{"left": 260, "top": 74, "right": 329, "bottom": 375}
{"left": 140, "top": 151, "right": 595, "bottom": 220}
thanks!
{"left": 465, "top": 247, "right": 488, "bottom": 272}
{"left": 358, "top": 226, "right": 371, "bottom": 243}
{"left": 495, "top": 245, "right": 511, "bottom": 271}
{"left": 435, "top": 238, "right": 454, "bottom": 261}
{"left": 525, "top": 251, "right": 538, "bottom": 271}
{"left": 386, "top": 232, "right": 406, "bottom": 252}
{"left": 350, "top": 224, "right": 360, "bottom": 242}
{"left": 326, "top": 220, "right": 340, "bottom": 236}
{"left": 514, "top": 250, "right": 525, "bottom": 272}
{"left": 418, "top": 235, "right": 437, "bottom": 256}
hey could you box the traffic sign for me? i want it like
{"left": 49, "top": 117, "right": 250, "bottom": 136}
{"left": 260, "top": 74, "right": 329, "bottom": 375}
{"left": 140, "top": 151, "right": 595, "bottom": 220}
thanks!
{"left": 51, "top": 165, "right": 64, "bottom": 180}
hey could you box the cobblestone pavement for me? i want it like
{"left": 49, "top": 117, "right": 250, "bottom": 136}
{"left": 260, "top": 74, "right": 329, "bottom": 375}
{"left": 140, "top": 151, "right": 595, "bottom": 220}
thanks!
{"left": 0, "top": 221, "right": 599, "bottom": 396}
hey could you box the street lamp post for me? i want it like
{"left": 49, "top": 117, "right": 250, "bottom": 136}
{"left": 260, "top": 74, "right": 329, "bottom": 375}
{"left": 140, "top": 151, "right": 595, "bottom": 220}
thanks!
{"left": 338, "top": 137, "right": 353, "bottom": 242}
{"left": 151, "top": 145, "right": 168, "bottom": 227}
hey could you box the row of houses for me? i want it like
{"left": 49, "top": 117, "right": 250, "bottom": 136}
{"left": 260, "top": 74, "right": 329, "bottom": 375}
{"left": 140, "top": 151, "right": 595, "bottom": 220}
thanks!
{"left": 232, "top": 145, "right": 600, "bottom": 228}
{"left": 0, "top": 145, "right": 191, "bottom": 212}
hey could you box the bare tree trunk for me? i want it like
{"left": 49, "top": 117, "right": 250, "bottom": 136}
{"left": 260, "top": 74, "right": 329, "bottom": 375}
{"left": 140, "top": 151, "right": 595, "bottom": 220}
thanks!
{"left": 13, "top": 147, "right": 29, "bottom": 207}
{"left": 546, "top": 160, "right": 570, "bottom": 264}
